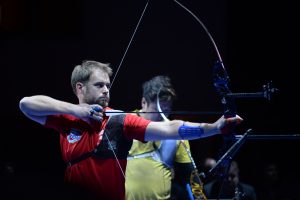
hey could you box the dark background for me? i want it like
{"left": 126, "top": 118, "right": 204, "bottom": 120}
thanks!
{"left": 1, "top": 0, "right": 299, "bottom": 199}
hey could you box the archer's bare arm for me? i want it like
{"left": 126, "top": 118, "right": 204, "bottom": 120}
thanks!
{"left": 19, "top": 95, "right": 102, "bottom": 125}
{"left": 144, "top": 116, "right": 242, "bottom": 141}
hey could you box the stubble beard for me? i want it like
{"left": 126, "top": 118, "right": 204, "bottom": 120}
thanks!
{"left": 98, "top": 98, "right": 109, "bottom": 108}
{"left": 83, "top": 96, "right": 109, "bottom": 108}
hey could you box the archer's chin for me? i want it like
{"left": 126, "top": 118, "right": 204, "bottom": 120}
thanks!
{"left": 99, "top": 100, "right": 109, "bottom": 108}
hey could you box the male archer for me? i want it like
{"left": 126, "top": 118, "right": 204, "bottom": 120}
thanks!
{"left": 19, "top": 60, "right": 242, "bottom": 199}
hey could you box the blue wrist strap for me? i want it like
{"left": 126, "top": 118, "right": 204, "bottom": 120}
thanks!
{"left": 178, "top": 123, "right": 204, "bottom": 139}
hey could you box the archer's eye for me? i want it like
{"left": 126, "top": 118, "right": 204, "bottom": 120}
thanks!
{"left": 106, "top": 83, "right": 111, "bottom": 89}
{"left": 95, "top": 83, "right": 111, "bottom": 89}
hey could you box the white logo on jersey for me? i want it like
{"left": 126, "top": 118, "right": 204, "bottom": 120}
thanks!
{"left": 67, "top": 130, "right": 82, "bottom": 143}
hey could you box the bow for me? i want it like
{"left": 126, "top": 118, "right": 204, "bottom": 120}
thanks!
{"left": 165, "top": 0, "right": 239, "bottom": 187}
{"left": 104, "top": 1, "right": 246, "bottom": 199}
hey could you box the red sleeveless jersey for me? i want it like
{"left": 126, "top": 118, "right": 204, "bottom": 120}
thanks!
{"left": 45, "top": 111, "right": 150, "bottom": 200}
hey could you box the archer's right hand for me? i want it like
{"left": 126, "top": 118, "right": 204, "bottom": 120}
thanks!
{"left": 77, "top": 104, "right": 103, "bottom": 124}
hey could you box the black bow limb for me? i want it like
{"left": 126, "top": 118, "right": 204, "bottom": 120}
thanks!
{"left": 212, "top": 61, "right": 237, "bottom": 173}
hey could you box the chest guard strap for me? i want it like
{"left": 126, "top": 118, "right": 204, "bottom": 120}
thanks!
{"left": 66, "top": 114, "right": 132, "bottom": 167}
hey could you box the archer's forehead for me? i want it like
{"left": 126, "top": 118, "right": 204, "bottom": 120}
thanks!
{"left": 89, "top": 69, "right": 110, "bottom": 83}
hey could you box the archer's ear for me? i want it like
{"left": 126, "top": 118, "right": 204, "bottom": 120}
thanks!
{"left": 141, "top": 97, "right": 147, "bottom": 109}
{"left": 76, "top": 82, "right": 84, "bottom": 95}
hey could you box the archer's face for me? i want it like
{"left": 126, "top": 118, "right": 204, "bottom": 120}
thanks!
{"left": 142, "top": 100, "right": 172, "bottom": 121}
{"left": 82, "top": 68, "right": 111, "bottom": 107}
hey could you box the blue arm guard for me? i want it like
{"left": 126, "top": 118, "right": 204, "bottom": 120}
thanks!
{"left": 178, "top": 123, "right": 204, "bottom": 139}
